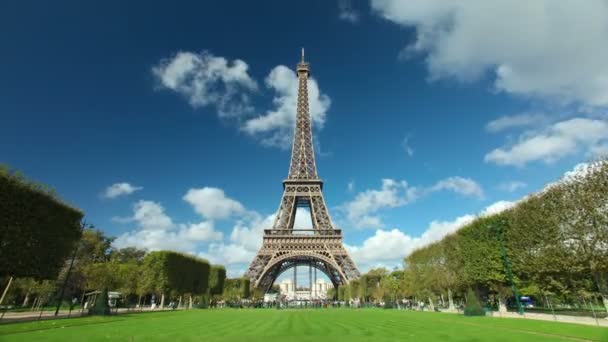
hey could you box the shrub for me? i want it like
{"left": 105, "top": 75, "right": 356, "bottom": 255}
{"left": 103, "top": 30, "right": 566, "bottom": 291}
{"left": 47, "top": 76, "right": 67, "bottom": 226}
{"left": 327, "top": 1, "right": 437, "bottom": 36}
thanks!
{"left": 464, "top": 288, "right": 485, "bottom": 316}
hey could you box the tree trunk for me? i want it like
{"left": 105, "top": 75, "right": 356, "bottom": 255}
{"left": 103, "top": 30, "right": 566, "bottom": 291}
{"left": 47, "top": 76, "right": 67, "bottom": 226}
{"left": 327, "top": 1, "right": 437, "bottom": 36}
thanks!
{"left": 160, "top": 293, "right": 165, "bottom": 309}
{"left": 448, "top": 289, "right": 455, "bottom": 311}
{"left": 189, "top": 295, "right": 193, "bottom": 309}
{"left": 602, "top": 295, "right": 608, "bottom": 313}
{"left": 32, "top": 297, "right": 39, "bottom": 311}
{"left": 0, "top": 276, "right": 14, "bottom": 306}
{"left": 178, "top": 295, "right": 182, "bottom": 309}
{"left": 498, "top": 297, "right": 507, "bottom": 314}
{"left": 428, "top": 297, "right": 435, "bottom": 311}
{"left": 22, "top": 292, "right": 30, "bottom": 307}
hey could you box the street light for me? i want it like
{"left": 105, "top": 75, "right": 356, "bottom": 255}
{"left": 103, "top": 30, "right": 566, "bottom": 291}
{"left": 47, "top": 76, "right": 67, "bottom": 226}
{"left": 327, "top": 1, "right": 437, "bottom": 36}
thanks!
{"left": 493, "top": 219, "right": 524, "bottom": 315}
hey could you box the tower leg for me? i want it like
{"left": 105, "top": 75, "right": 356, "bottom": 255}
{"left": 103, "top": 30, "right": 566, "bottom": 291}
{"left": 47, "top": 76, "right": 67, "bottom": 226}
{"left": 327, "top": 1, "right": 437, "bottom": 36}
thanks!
{"left": 314, "top": 268, "right": 317, "bottom": 299}
{"left": 309, "top": 265, "right": 312, "bottom": 300}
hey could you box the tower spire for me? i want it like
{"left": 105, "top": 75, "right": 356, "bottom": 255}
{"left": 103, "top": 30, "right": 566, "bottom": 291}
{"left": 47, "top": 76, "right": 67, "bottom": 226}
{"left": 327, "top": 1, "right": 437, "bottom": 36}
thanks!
{"left": 289, "top": 49, "right": 316, "bottom": 180}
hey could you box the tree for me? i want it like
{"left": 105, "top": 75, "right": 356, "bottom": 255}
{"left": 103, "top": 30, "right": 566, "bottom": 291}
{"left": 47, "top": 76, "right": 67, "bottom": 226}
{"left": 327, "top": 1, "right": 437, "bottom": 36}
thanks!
{"left": 222, "top": 278, "right": 251, "bottom": 301}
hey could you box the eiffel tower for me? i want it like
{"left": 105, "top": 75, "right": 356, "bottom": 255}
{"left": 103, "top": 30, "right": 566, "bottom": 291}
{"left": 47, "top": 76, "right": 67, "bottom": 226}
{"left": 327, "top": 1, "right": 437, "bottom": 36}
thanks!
{"left": 246, "top": 50, "right": 360, "bottom": 292}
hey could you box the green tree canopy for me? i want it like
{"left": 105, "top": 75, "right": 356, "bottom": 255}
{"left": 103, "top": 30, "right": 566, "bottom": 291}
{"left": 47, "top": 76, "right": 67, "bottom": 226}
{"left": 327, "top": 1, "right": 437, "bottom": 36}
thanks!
{"left": 0, "top": 166, "right": 83, "bottom": 280}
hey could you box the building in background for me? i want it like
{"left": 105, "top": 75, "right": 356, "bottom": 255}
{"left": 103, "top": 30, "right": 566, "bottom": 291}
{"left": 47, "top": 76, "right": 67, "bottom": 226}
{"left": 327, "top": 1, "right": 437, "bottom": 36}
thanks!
{"left": 278, "top": 278, "right": 334, "bottom": 300}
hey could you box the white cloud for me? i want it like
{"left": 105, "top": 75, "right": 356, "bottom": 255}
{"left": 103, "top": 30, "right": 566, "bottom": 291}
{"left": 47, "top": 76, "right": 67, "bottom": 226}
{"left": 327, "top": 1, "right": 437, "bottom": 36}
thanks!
{"left": 431, "top": 176, "right": 484, "bottom": 198}
{"left": 131, "top": 200, "right": 174, "bottom": 231}
{"left": 229, "top": 214, "right": 274, "bottom": 252}
{"left": 242, "top": 65, "right": 331, "bottom": 148}
{"left": 182, "top": 221, "right": 223, "bottom": 242}
{"left": 371, "top": 0, "right": 608, "bottom": 107}
{"left": 498, "top": 181, "right": 527, "bottom": 192}
{"left": 183, "top": 187, "right": 245, "bottom": 220}
{"left": 486, "top": 113, "right": 546, "bottom": 133}
{"left": 485, "top": 118, "right": 608, "bottom": 166}
{"left": 481, "top": 200, "right": 516, "bottom": 216}
{"left": 346, "top": 200, "right": 514, "bottom": 271}
{"left": 102, "top": 182, "right": 142, "bottom": 199}
{"left": 341, "top": 176, "right": 483, "bottom": 229}
{"left": 199, "top": 243, "right": 256, "bottom": 266}
{"left": 153, "top": 51, "right": 331, "bottom": 149}
{"left": 113, "top": 200, "right": 223, "bottom": 252}
{"left": 199, "top": 213, "right": 275, "bottom": 274}
{"left": 153, "top": 51, "right": 257, "bottom": 117}
{"left": 342, "top": 179, "right": 415, "bottom": 228}
{"left": 338, "top": 0, "right": 360, "bottom": 23}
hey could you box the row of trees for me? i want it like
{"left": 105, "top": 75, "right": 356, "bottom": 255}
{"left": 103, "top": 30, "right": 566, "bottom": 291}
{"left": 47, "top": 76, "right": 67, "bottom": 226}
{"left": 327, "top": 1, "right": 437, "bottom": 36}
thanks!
{"left": 0, "top": 166, "right": 254, "bottom": 311}
{"left": 328, "top": 160, "right": 608, "bottom": 314}
{"left": 334, "top": 268, "right": 405, "bottom": 304}
{"left": 401, "top": 160, "right": 608, "bottom": 312}
{"left": 1, "top": 225, "right": 246, "bottom": 310}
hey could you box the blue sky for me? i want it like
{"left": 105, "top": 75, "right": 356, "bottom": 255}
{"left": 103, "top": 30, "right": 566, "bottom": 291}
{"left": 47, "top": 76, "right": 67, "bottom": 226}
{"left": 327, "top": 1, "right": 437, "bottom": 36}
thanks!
{"left": 2, "top": 1, "right": 608, "bottom": 277}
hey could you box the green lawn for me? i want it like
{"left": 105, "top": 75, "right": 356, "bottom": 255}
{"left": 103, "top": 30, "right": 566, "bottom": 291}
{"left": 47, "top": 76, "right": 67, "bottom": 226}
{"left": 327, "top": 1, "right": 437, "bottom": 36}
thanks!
{"left": 0, "top": 309, "right": 607, "bottom": 341}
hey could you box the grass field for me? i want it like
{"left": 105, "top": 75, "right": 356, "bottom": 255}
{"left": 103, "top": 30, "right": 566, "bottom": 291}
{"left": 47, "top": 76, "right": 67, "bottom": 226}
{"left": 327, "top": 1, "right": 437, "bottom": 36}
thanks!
{"left": 1, "top": 309, "right": 607, "bottom": 341}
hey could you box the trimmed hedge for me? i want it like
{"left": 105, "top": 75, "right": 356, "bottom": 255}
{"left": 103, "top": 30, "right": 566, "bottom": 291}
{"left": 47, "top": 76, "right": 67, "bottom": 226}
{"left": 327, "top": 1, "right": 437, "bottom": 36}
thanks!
{"left": 0, "top": 166, "right": 83, "bottom": 279}
{"left": 209, "top": 265, "right": 226, "bottom": 296}
{"left": 140, "top": 251, "right": 210, "bottom": 297}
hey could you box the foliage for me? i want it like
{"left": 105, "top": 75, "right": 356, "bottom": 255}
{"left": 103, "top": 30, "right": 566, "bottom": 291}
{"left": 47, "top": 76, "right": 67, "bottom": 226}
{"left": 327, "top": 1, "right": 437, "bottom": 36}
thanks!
{"left": 209, "top": 265, "right": 226, "bottom": 296}
{"left": 222, "top": 278, "right": 251, "bottom": 301}
{"left": 140, "top": 251, "right": 210, "bottom": 298}
{"left": 0, "top": 166, "right": 83, "bottom": 279}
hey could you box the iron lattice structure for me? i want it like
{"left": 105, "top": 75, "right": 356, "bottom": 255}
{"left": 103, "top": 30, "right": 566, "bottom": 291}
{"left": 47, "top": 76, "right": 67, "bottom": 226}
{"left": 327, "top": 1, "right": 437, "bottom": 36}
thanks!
{"left": 245, "top": 50, "right": 360, "bottom": 291}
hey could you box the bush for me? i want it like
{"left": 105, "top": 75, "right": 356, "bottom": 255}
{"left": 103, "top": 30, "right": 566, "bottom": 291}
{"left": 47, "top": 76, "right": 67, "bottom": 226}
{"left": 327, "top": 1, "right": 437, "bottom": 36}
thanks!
{"left": 464, "top": 288, "right": 485, "bottom": 316}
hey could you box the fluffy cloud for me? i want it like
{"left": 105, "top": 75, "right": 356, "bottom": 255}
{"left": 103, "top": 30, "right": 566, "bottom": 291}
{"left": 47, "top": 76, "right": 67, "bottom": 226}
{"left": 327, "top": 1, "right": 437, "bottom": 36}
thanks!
{"left": 130, "top": 200, "right": 174, "bottom": 230}
{"left": 498, "top": 181, "right": 527, "bottom": 192}
{"left": 431, "top": 176, "right": 484, "bottom": 198}
{"left": 371, "top": 0, "right": 608, "bottom": 107}
{"left": 485, "top": 113, "right": 546, "bottom": 133}
{"left": 113, "top": 200, "right": 223, "bottom": 252}
{"left": 154, "top": 52, "right": 331, "bottom": 149}
{"left": 183, "top": 187, "right": 245, "bottom": 220}
{"left": 242, "top": 65, "right": 331, "bottom": 148}
{"left": 153, "top": 51, "right": 257, "bottom": 117}
{"left": 341, "top": 176, "right": 483, "bottom": 228}
{"left": 199, "top": 213, "right": 275, "bottom": 274}
{"left": 485, "top": 118, "right": 608, "bottom": 166}
{"left": 342, "top": 179, "right": 416, "bottom": 229}
{"left": 102, "top": 182, "right": 142, "bottom": 199}
{"left": 347, "top": 200, "right": 514, "bottom": 271}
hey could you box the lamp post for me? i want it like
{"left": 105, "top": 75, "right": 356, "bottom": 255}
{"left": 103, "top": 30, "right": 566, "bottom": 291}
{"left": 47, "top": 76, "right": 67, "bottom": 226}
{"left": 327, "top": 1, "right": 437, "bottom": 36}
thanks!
{"left": 494, "top": 220, "right": 523, "bottom": 315}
